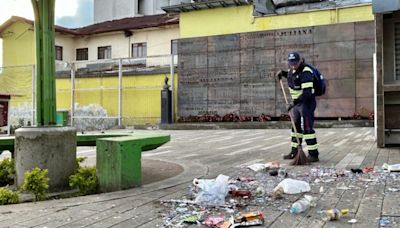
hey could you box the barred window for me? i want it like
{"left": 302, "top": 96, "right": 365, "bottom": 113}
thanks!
{"left": 55, "top": 46, "right": 63, "bottom": 61}
{"left": 76, "top": 48, "right": 88, "bottom": 61}
{"left": 98, "top": 46, "right": 112, "bottom": 59}
{"left": 132, "top": 43, "right": 147, "bottom": 58}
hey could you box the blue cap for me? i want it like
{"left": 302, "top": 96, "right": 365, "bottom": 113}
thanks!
{"left": 288, "top": 52, "right": 300, "bottom": 65}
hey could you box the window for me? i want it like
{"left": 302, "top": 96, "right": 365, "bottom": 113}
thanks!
{"left": 395, "top": 22, "right": 400, "bottom": 81}
{"left": 55, "top": 46, "right": 63, "bottom": 61}
{"left": 98, "top": 46, "right": 111, "bottom": 59}
{"left": 171, "top": 39, "right": 178, "bottom": 55}
{"left": 76, "top": 48, "right": 88, "bottom": 61}
{"left": 132, "top": 43, "right": 147, "bottom": 58}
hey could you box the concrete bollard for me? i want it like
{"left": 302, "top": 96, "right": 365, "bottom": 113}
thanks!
{"left": 15, "top": 127, "right": 77, "bottom": 192}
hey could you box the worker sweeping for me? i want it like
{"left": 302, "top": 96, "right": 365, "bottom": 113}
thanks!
{"left": 277, "top": 52, "right": 323, "bottom": 163}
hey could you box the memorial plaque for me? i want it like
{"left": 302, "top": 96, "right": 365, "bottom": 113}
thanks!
{"left": 356, "top": 97, "right": 373, "bottom": 116}
{"left": 207, "top": 85, "right": 240, "bottom": 114}
{"left": 208, "top": 66, "right": 240, "bottom": 84}
{"left": 240, "top": 31, "right": 275, "bottom": 49}
{"left": 179, "top": 37, "right": 208, "bottom": 54}
{"left": 208, "top": 50, "right": 240, "bottom": 68}
{"left": 179, "top": 53, "right": 208, "bottom": 70}
{"left": 178, "top": 86, "right": 207, "bottom": 116}
{"left": 240, "top": 82, "right": 275, "bottom": 116}
{"left": 356, "top": 78, "right": 373, "bottom": 98}
{"left": 314, "top": 60, "right": 354, "bottom": 80}
{"left": 178, "top": 68, "right": 208, "bottom": 85}
{"left": 356, "top": 59, "right": 373, "bottom": 79}
{"left": 313, "top": 23, "right": 355, "bottom": 43}
{"left": 355, "top": 21, "right": 375, "bottom": 40}
{"left": 208, "top": 34, "right": 240, "bottom": 52}
{"left": 356, "top": 40, "right": 375, "bottom": 59}
{"left": 325, "top": 78, "right": 356, "bottom": 99}
{"left": 275, "top": 27, "right": 314, "bottom": 46}
{"left": 315, "top": 41, "right": 355, "bottom": 61}
{"left": 177, "top": 21, "right": 375, "bottom": 118}
{"left": 315, "top": 98, "right": 355, "bottom": 117}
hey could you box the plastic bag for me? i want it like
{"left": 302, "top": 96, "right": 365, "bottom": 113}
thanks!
{"left": 273, "top": 178, "right": 310, "bottom": 194}
{"left": 193, "top": 174, "right": 229, "bottom": 205}
{"left": 382, "top": 163, "right": 400, "bottom": 172}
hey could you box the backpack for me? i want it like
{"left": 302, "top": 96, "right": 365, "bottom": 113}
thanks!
{"left": 306, "top": 64, "right": 326, "bottom": 96}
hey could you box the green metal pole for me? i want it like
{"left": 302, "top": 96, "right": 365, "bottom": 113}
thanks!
{"left": 32, "top": 0, "right": 57, "bottom": 126}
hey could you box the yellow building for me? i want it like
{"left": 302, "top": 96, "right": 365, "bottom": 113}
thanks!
{"left": 0, "top": 14, "right": 179, "bottom": 127}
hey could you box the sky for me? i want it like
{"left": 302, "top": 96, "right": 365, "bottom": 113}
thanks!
{"left": 0, "top": 0, "right": 94, "bottom": 66}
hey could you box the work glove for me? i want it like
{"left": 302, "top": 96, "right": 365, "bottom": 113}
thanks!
{"left": 276, "top": 70, "right": 288, "bottom": 80}
{"left": 286, "top": 103, "right": 294, "bottom": 112}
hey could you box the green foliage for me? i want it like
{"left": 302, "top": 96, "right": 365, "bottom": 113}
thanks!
{"left": 0, "top": 187, "right": 19, "bottom": 205}
{"left": 76, "top": 156, "right": 87, "bottom": 168}
{"left": 0, "top": 158, "right": 15, "bottom": 186}
{"left": 69, "top": 166, "right": 98, "bottom": 195}
{"left": 22, "top": 167, "right": 49, "bottom": 201}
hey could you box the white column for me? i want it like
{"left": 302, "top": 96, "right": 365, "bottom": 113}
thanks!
{"left": 118, "top": 59, "right": 123, "bottom": 127}
{"left": 170, "top": 54, "right": 175, "bottom": 122}
{"left": 70, "top": 63, "right": 75, "bottom": 126}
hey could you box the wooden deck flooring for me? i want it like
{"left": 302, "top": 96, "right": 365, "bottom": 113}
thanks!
{"left": 0, "top": 127, "right": 398, "bottom": 228}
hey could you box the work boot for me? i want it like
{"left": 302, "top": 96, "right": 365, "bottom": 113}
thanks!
{"left": 283, "top": 151, "right": 297, "bottom": 159}
{"left": 307, "top": 155, "right": 319, "bottom": 163}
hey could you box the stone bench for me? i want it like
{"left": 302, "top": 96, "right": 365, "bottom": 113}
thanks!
{"left": 0, "top": 132, "right": 132, "bottom": 156}
{"left": 96, "top": 133, "right": 170, "bottom": 192}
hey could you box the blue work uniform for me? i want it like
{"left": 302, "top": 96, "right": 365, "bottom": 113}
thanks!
{"left": 287, "top": 63, "right": 319, "bottom": 157}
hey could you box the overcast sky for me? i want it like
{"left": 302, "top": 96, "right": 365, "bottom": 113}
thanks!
{"left": 0, "top": 0, "right": 94, "bottom": 66}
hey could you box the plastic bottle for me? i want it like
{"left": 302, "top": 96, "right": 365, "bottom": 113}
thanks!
{"left": 320, "top": 209, "right": 349, "bottom": 221}
{"left": 290, "top": 195, "right": 316, "bottom": 214}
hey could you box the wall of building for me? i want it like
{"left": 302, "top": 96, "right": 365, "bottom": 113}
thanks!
{"left": 180, "top": 4, "right": 374, "bottom": 38}
{"left": 55, "top": 35, "right": 75, "bottom": 62}
{"left": 94, "top": 0, "right": 136, "bottom": 23}
{"left": 2, "top": 22, "right": 35, "bottom": 66}
{"left": 56, "top": 73, "right": 178, "bottom": 125}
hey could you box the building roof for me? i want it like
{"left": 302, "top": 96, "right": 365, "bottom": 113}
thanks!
{"left": 0, "top": 14, "right": 179, "bottom": 37}
{"left": 0, "top": 16, "right": 76, "bottom": 37}
{"left": 74, "top": 14, "right": 179, "bottom": 35}
{"left": 162, "top": 0, "right": 253, "bottom": 13}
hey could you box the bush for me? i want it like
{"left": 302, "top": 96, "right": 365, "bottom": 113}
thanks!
{"left": 76, "top": 157, "right": 87, "bottom": 168}
{"left": 0, "top": 158, "right": 15, "bottom": 186}
{"left": 22, "top": 167, "right": 49, "bottom": 201}
{"left": 69, "top": 166, "right": 98, "bottom": 195}
{"left": 0, "top": 187, "right": 19, "bottom": 205}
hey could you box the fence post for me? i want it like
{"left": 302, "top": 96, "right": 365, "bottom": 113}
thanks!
{"left": 170, "top": 54, "right": 175, "bottom": 123}
{"left": 31, "top": 64, "right": 36, "bottom": 126}
{"left": 70, "top": 63, "right": 75, "bottom": 126}
{"left": 118, "top": 59, "right": 123, "bottom": 127}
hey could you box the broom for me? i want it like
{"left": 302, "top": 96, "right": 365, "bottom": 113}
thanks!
{"left": 279, "top": 78, "right": 309, "bottom": 166}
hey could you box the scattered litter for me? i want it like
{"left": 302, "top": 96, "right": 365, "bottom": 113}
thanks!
{"left": 290, "top": 195, "right": 316, "bottom": 214}
{"left": 203, "top": 216, "right": 224, "bottom": 226}
{"left": 247, "top": 163, "right": 267, "bottom": 172}
{"left": 351, "top": 168, "right": 363, "bottom": 174}
{"left": 348, "top": 218, "right": 357, "bottom": 224}
{"left": 319, "top": 209, "right": 349, "bottom": 221}
{"left": 193, "top": 174, "right": 229, "bottom": 205}
{"left": 382, "top": 163, "right": 400, "bottom": 172}
{"left": 160, "top": 163, "right": 399, "bottom": 227}
{"left": 362, "top": 166, "right": 374, "bottom": 173}
{"left": 234, "top": 211, "right": 264, "bottom": 226}
{"left": 379, "top": 217, "right": 391, "bottom": 227}
{"left": 273, "top": 178, "right": 310, "bottom": 194}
